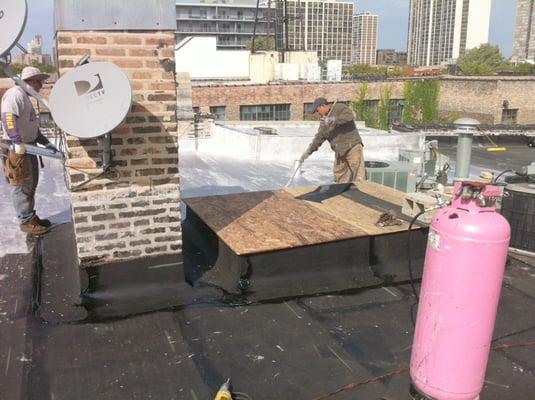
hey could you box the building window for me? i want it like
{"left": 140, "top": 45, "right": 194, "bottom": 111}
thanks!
{"left": 210, "top": 106, "right": 226, "bottom": 120}
{"left": 303, "top": 103, "right": 318, "bottom": 120}
{"left": 389, "top": 100, "right": 404, "bottom": 125}
{"left": 240, "top": 104, "right": 291, "bottom": 121}
{"left": 501, "top": 109, "right": 518, "bottom": 125}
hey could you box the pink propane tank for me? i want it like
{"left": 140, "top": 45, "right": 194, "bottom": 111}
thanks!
{"left": 410, "top": 180, "right": 511, "bottom": 400}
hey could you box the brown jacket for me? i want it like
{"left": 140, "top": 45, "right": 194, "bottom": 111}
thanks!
{"left": 302, "top": 103, "right": 363, "bottom": 159}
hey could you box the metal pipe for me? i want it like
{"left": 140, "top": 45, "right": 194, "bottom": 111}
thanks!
{"left": 0, "top": 139, "right": 63, "bottom": 160}
{"left": 101, "top": 132, "right": 113, "bottom": 170}
{"left": 454, "top": 118, "right": 480, "bottom": 180}
{"left": 251, "top": 0, "right": 260, "bottom": 53}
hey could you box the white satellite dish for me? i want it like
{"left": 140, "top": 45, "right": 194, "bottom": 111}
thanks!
{"left": 49, "top": 62, "right": 132, "bottom": 139}
{"left": 0, "top": 0, "right": 28, "bottom": 58}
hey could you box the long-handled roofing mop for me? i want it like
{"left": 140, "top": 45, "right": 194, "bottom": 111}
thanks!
{"left": 284, "top": 159, "right": 303, "bottom": 187}
{"left": 481, "top": 131, "right": 507, "bottom": 152}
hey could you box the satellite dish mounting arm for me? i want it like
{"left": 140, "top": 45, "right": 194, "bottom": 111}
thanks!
{"left": 0, "top": 59, "right": 50, "bottom": 110}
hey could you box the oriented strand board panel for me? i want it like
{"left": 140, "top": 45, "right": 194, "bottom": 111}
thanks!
{"left": 184, "top": 190, "right": 367, "bottom": 255}
{"left": 284, "top": 181, "right": 411, "bottom": 236}
{"left": 184, "top": 182, "right": 414, "bottom": 256}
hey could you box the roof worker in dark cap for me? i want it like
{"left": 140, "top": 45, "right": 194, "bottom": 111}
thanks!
{"left": 299, "top": 97, "right": 365, "bottom": 183}
{"left": 1, "top": 66, "right": 58, "bottom": 235}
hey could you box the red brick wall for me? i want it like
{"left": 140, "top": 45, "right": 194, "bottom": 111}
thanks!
{"left": 192, "top": 80, "right": 406, "bottom": 120}
{"left": 56, "top": 31, "right": 181, "bottom": 266}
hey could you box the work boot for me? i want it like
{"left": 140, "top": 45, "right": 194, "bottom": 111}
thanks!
{"left": 20, "top": 215, "right": 49, "bottom": 235}
{"left": 35, "top": 215, "right": 51, "bottom": 227}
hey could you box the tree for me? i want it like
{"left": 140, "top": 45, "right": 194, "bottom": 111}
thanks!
{"left": 512, "top": 62, "right": 535, "bottom": 74}
{"left": 29, "top": 62, "right": 56, "bottom": 74}
{"left": 456, "top": 44, "right": 510, "bottom": 75}
{"left": 0, "top": 62, "right": 55, "bottom": 78}
{"left": 245, "top": 36, "right": 275, "bottom": 51}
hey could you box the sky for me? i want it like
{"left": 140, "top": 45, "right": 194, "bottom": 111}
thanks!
{"left": 18, "top": 0, "right": 517, "bottom": 57}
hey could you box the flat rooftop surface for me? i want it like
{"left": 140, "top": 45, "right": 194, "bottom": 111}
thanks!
{"left": 1, "top": 137, "right": 535, "bottom": 399}
{"left": 1, "top": 236, "right": 535, "bottom": 399}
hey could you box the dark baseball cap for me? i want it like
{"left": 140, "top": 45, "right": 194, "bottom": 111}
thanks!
{"left": 312, "top": 97, "right": 328, "bottom": 112}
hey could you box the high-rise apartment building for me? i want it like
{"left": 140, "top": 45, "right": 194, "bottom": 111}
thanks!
{"left": 407, "top": 0, "right": 491, "bottom": 66}
{"left": 175, "top": 0, "right": 271, "bottom": 50}
{"left": 275, "top": 0, "right": 354, "bottom": 65}
{"left": 352, "top": 12, "right": 378, "bottom": 64}
{"left": 27, "top": 35, "right": 43, "bottom": 55}
{"left": 376, "top": 49, "right": 408, "bottom": 65}
{"left": 512, "top": 0, "right": 535, "bottom": 63}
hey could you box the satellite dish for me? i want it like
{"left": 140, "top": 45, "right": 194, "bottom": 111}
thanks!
{"left": 49, "top": 62, "right": 132, "bottom": 139}
{"left": 0, "top": 0, "right": 28, "bottom": 58}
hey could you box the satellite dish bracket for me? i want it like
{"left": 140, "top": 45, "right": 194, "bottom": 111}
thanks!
{"left": 100, "top": 132, "right": 113, "bottom": 172}
{"left": 0, "top": 59, "right": 50, "bottom": 110}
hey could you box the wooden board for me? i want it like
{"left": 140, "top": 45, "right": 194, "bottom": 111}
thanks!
{"left": 284, "top": 181, "right": 411, "bottom": 236}
{"left": 185, "top": 190, "right": 367, "bottom": 255}
{"left": 184, "top": 182, "right": 413, "bottom": 256}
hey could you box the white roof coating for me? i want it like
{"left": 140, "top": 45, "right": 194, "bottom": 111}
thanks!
{"left": 180, "top": 121, "right": 425, "bottom": 164}
{"left": 178, "top": 121, "right": 425, "bottom": 200}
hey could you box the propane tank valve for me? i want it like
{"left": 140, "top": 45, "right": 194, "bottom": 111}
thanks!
{"left": 434, "top": 193, "right": 448, "bottom": 208}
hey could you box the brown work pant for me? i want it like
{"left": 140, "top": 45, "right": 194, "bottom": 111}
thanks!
{"left": 333, "top": 143, "right": 365, "bottom": 183}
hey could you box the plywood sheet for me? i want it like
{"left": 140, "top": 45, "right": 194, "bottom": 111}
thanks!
{"left": 284, "top": 181, "right": 412, "bottom": 236}
{"left": 184, "top": 182, "right": 416, "bottom": 256}
{"left": 184, "top": 190, "right": 367, "bottom": 255}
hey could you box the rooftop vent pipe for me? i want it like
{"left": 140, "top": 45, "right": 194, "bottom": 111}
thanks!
{"left": 453, "top": 118, "right": 480, "bottom": 180}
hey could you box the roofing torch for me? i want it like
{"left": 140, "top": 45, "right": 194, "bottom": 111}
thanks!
{"left": 0, "top": 139, "right": 64, "bottom": 161}
{"left": 213, "top": 379, "right": 232, "bottom": 400}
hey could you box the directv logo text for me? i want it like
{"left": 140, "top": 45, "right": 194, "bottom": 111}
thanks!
{"left": 74, "top": 74, "right": 105, "bottom": 102}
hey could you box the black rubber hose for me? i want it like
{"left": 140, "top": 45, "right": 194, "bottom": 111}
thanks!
{"left": 493, "top": 169, "right": 515, "bottom": 183}
{"left": 407, "top": 209, "right": 427, "bottom": 302}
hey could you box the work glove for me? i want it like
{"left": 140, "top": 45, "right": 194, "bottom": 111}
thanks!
{"left": 323, "top": 116, "right": 336, "bottom": 127}
{"left": 14, "top": 144, "right": 26, "bottom": 155}
{"left": 45, "top": 143, "right": 59, "bottom": 153}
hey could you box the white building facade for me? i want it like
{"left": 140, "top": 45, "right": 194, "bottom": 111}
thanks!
{"left": 352, "top": 12, "right": 378, "bottom": 64}
{"left": 175, "top": 0, "right": 272, "bottom": 50}
{"left": 407, "top": 0, "right": 491, "bottom": 66}
{"left": 512, "top": 0, "right": 535, "bottom": 63}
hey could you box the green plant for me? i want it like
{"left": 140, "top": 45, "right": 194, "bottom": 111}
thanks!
{"left": 351, "top": 82, "right": 377, "bottom": 128}
{"left": 403, "top": 79, "right": 440, "bottom": 124}
{"left": 511, "top": 63, "right": 535, "bottom": 74}
{"left": 378, "top": 85, "right": 392, "bottom": 129}
{"left": 0, "top": 62, "right": 55, "bottom": 78}
{"left": 245, "top": 36, "right": 275, "bottom": 51}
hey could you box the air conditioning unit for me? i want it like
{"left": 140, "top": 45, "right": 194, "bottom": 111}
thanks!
{"left": 365, "top": 161, "right": 418, "bottom": 193}
{"left": 399, "top": 148, "right": 449, "bottom": 189}
{"left": 399, "top": 149, "right": 449, "bottom": 176}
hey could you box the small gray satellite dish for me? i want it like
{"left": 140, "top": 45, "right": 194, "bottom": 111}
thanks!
{"left": 0, "top": 0, "right": 28, "bottom": 58}
{"left": 49, "top": 62, "right": 132, "bottom": 139}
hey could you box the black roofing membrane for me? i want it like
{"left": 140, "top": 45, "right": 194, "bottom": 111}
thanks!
{"left": 1, "top": 221, "right": 534, "bottom": 400}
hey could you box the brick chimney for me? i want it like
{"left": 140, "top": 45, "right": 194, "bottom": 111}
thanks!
{"left": 54, "top": 0, "right": 181, "bottom": 266}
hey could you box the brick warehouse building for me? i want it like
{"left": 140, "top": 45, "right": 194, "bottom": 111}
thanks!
{"left": 191, "top": 76, "right": 535, "bottom": 125}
